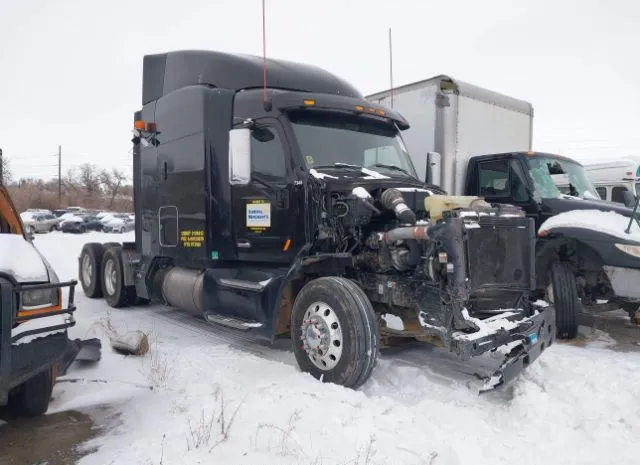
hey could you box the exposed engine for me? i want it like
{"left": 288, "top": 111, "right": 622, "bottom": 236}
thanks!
{"left": 309, "top": 179, "right": 537, "bottom": 342}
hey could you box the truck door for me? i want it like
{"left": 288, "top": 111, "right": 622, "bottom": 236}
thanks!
{"left": 231, "top": 120, "right": 296, "bottom": 263}
{"left": 468, "top": 155, "right": 542, "bottom": 227}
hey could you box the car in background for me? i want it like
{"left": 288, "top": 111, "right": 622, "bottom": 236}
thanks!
{"left": 102, "top": 215, "right": 134, "bottom": 233}
{"left": 59, "top": 214, "right": 103, "bottom": 233}
{"left": 20, "top": 212, "right": 61, "bottom": 234}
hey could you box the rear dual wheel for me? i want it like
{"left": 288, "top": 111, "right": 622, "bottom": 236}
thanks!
{"left": 79, "top": 242, "right": 148, "bottom": 306}
{"left": 291, "top": 277, "right": 379, "bottom": 389}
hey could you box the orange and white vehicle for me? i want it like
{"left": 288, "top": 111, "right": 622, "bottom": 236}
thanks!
{"left": 0, "top": 179, "right": 81, "bottom": 416}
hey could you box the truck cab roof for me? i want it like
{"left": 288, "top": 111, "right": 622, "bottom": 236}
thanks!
{"left": 142, "top": 50, "right": 363, "bottom": 105}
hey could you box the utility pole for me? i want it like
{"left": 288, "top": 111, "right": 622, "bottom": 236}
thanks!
{"left": 58, "top": 145, "right": 62, "bottom": 205}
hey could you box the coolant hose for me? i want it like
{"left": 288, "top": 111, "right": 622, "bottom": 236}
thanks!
{"left": 383, "top": 226, "right": 429, "bottom": 243}
{"left": 380, "top": 189, "right": 417, "bottom": 224}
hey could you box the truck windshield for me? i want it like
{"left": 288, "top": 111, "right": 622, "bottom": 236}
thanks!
{"left": 287, "top": 110, "right": 418, "bottom": 179}
{"left": 528, "top": 156, "right": 600, "bottom": 200}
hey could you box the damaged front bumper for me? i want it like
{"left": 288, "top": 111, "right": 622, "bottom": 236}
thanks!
{"left": 1, "top": 276, "right": 101, "bottom": 406}
{"left": 444, "top": 304, "right": 556, "bottom": 393}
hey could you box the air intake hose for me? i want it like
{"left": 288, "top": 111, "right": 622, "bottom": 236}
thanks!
{"left": 380, "top": 188, "right": 416, "bottom": 225}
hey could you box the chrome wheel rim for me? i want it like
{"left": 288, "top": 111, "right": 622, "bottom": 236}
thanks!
{"left": 81, "top": 255, "right": 92, "bottom": 288}
{"left": 300, "top": 301, "right": 343, "bottom": 371}
{"left": 104, "top": 259, "right": 117, "bottom": 296}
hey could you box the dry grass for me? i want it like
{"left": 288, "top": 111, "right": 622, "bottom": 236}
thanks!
{"left": 140, "top": 339, "right": 173, "bottom": 389}
{"left": 185, "top": 385, "right": 244, "bottom": 453}
{"left": 253, "top": 408, "right": 304, "bottom": 457}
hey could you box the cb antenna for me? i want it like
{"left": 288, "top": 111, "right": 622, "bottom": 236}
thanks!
{"left": 262, "top": 0, "right": 272, "bottom": 111}
{"left": 388, "top": 27, "right": 394, "bottom": 108}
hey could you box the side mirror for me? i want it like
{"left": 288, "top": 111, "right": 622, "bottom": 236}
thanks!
{"left": 425, "top": 151, "right": 441, "bottom": 185}
{"left": 622, "top": 189, "right": 636, "bottom": 208}
{"left": 228, "top": 128, "right": 251, "bottom": 185}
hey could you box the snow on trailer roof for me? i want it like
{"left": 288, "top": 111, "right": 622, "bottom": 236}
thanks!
{"left": 365, "top": 74, "right": 534, "bottom": 116}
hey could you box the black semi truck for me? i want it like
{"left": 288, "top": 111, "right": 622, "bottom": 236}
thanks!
{"left": 78, "top": 50, "right": 555, "bottom": 391}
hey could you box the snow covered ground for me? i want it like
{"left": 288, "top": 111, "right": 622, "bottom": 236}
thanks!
{"left": 8, "top": 231, "right": 640, "bottom": 464}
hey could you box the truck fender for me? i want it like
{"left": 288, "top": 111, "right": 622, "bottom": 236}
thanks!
{"left": 536, "top": 228, "right": 607, "bottom": 289}
{"left": 269, "top": 244, "right": 311, "bottom": 343}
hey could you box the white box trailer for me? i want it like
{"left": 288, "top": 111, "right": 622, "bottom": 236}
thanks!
{"left": 366, "top": 75, "right": 534, "bottom": 196}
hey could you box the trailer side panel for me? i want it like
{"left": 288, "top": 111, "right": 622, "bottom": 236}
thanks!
{"left": 367, "top": 84, "right": 439, "bottom": 181}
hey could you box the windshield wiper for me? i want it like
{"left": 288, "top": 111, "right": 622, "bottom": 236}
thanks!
{"left": 371, "top": 163, "right": 414, "bottom": 177}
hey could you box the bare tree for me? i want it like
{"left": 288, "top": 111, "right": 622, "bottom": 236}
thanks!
{"left": 6, "top": 162, "right": 133, "bottom": 212}
{"left": 0, "top": 153, "right": 12, "bottom": 185}
{"left": 78, "top": 163, "right": 102, "bottom": 200}
{"left": 100, "top": 168, "right": 127, "bottom": 209}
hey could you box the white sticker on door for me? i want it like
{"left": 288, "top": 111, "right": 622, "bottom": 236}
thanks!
{"left": 246, "top": 202, "right": 271, "bottom": 228}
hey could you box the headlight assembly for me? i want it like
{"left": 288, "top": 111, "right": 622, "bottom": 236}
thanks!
{"left": 20, "top": 287, "right": 60, "bottom": 310}
{"left": 614, "top": 243, "right": 640, "bottom": 258}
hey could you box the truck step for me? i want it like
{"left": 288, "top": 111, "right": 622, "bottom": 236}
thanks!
{"left": 217, "top": 277, "right": 271, "bottom": 292}
{"left": 205, "top": 314, "right": 264, "bottom": 331}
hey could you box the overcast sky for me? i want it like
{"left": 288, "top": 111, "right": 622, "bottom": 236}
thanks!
{"left": 1, "top": 0, "right": 639, "bottom": 181}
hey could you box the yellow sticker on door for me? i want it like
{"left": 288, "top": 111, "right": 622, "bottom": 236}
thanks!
{"left": 246, "top": 201, "right": 271, "bottom": 230}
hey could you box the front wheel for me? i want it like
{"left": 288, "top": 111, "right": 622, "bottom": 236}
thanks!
{"left": 547, "top": 262, "right": 580, "bottom": 339}
{"left": 10, "top": 366, "right": 54, "bottom": 417}
{"left": 291, "top": 277, "right": 379, "bottom": 389}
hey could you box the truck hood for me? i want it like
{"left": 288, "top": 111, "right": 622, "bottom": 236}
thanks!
{"left": 309, "top": 166, "right": 445, "bottom": 193}
{"left": 541, "top": 196, "right": 634, "bottom": 218}
{"left": 0, "top": 234, "right": 50, "bottom": 283}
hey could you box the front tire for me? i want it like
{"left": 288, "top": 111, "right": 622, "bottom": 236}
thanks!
{"left": 547, "top": 262, "right": 579, "bottom": 339}
{"left": 11, "top": 367, "right": 54, "bottom": 417}
{"left": 291, "top": 277, "right": 379, "bottom": 389}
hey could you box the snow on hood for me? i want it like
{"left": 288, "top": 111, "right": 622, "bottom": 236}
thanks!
{"left": 309, "top": 165, "right": 390, "bottom": 180}
{"left": 60, "top": 214, "right": 84, "bottom": 225}
{"left": 310, "top": 169, "right": 338, "bottom": 180}
{"left": 539, "top": 209, "right": 640, "bottom": 243}
{"left": 0, "top": 234, "right": 49, "bottom": 282}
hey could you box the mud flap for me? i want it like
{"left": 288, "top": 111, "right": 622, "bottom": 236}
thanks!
{"left": 58, "top": 338, "right": 102, "bottom": 376}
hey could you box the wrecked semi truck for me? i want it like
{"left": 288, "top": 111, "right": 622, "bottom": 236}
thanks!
{"left": 367, "top": 76, "right": 640, "bottom": 339}
{"left": 78, "top": 50, "right": 555, "bottom": 391}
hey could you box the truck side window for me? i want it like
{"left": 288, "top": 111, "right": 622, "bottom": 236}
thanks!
{"left": 251, "top": 127, "right": 286, "bottom": 179}
{"left": 595, "top": 187, "right": 606, "bottom": 200}
{"left": 478, "top": 160, "right": 509, "bottom": 197}
{"left": 612, "top": 186, "right": 628, "bottom": 204}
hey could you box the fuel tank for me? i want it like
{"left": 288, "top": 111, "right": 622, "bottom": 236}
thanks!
{"left": 160, "top": 267, "right": 205, "bottom": 316}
